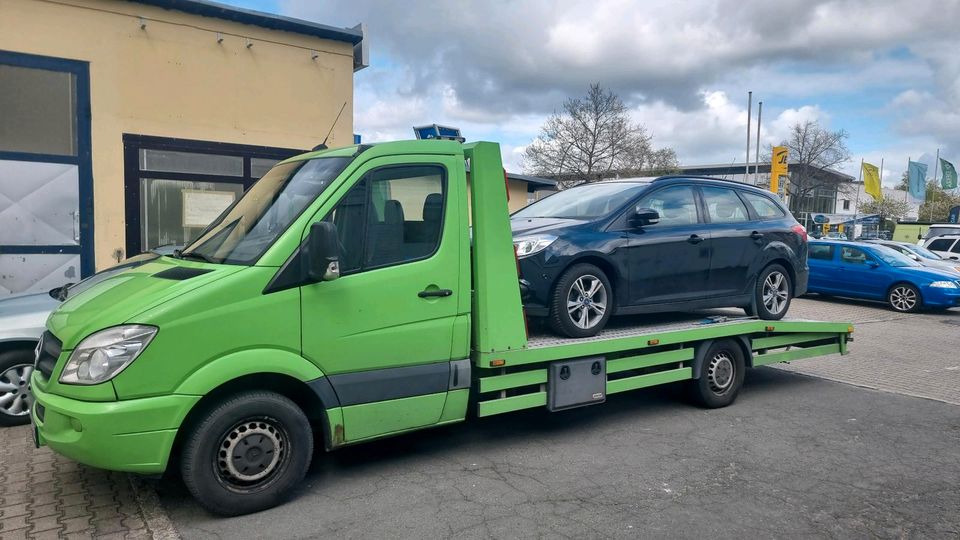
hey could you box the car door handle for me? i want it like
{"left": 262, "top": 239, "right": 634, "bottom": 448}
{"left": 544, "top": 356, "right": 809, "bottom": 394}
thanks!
{"left": 418, "top": 289, "right": 453, "bottom": 298}
{"left": 750, "top": 231, "right": 764, "bottom": 241}
{"left": 687, "top": 234, "right": 704, "bottom": 244}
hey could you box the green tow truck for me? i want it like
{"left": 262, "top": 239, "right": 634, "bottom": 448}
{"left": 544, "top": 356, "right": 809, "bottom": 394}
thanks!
{"left": 31, "top": 140, "right": 852, "bottom": 515}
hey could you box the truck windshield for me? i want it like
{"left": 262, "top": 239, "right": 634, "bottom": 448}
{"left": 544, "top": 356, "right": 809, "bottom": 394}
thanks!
{"left": 513, "top": 182, "right": 648, "bottom": 220}
{"left": 180, "top": 157, "right": 351, "bottom": 265}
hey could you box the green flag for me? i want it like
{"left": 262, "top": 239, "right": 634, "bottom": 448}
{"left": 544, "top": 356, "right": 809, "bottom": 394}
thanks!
{"left": 941, "top": 158, "right": 958, "bottom": 189}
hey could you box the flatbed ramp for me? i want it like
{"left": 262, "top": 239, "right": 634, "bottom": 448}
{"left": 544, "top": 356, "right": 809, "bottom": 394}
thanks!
{"left": 473, "top": 310, "right": 852, "bottom": 417}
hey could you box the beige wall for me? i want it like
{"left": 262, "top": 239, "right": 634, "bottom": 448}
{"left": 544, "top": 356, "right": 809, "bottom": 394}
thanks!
{"left": 0, "top": 0, "right": 355, "bottom": 268}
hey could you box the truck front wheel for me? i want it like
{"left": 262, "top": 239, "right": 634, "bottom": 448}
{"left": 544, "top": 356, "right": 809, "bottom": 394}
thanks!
{"left": 180, "top": 391, "right": 313, "bottom": 516}
{"left": 690, "top": 340, "right": 746, "bottom": 408}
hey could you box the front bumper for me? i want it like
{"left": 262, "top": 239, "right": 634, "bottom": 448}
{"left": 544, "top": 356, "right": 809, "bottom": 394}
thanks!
{"left": 31, "top": 373, "right": 199, "bottom": 474}
{"left": 921, "top": 285, "right": 960, "bottom": 308}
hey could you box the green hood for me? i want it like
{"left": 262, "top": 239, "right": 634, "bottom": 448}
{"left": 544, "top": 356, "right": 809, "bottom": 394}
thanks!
{"left": 47, "top": 256, "right": 244, "bottom": 349}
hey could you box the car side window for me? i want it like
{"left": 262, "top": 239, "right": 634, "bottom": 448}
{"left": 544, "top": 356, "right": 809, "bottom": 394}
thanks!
{"left": 809, "top": 244, "right": 834, "bottom": 260}
{"left": 951, "top": 241, "right": 960, "bottom": 254}
{"left": 324, "top": 165, "right": 446, "bottom": 275}
{"left": 740, "top": 191, "right": 786, "bottom": 219}
{"left": 839, "top": 246, "right": 871, "bottom": 265}
{"left": 637, "top": 185, "right": 698, "bottom": 226}
{"left": 927, "top": 238, "right": 955, "bottom": 252}
{"left": 701, "top": 187, "right": 749, "bottom": 223}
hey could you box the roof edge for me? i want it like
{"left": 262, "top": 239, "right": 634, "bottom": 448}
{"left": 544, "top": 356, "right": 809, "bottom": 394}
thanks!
{"left": 126, "top": 0, "right": 363, "bottom": 44}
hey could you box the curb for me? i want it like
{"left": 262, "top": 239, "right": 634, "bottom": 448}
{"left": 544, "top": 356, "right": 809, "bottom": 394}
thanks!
{"left": 128, "top": 476, "right": 181, "bottom": 540}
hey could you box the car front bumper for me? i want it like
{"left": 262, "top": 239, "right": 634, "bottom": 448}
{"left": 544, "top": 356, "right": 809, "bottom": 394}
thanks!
{"left": 31, "top": 373, "right": 199, "bottom": 474}
{"left": 921, "top": 285, "right": 960, "bottom": 308}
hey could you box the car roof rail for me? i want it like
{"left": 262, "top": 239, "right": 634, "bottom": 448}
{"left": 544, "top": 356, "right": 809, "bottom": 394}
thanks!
{"left": 652, "top": 175, "right": 758, "bottom": 187}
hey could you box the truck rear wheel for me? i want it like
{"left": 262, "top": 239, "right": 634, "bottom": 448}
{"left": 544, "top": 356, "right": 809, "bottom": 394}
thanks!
{"left": 690, "top": 340, "right": 745, "bottom": 408}
{"left": 180, "top": 391, "right": 313, "bottom": 516}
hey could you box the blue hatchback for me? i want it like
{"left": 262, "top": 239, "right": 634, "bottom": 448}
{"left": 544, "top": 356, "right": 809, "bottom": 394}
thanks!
{"left": 807, "top": 240, "right": 960, "bottom": 312}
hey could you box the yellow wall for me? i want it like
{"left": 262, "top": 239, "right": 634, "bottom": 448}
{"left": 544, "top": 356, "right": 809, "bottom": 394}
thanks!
{"left": 0, "top": 0, "right": 355, "bottom": 268}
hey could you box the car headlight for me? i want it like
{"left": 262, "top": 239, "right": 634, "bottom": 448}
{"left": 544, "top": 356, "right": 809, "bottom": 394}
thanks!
{"left": 513, "top": 235, "right": 557, "bottom": 258}
{"left": 929, "top": 281, "right": 959, "bottom": 289}
{"left": 59, "top": 325, "right": 157, "bottom": 385}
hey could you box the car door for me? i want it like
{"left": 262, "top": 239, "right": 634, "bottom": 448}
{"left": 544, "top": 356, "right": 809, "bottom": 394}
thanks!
{"left": 807, "top": 243, "right": 840, "bottom": 293}
{"left": 622, "top": 184, "right": 711, "bottom": 305}
{"left": 837, "top": 245, "right": 889, "bottom": 299}
{"left": 699, "top": 186, "right": 760, "bottom": 297}
{"left": 300, "top": 157, "right": 463, "bottom": 442}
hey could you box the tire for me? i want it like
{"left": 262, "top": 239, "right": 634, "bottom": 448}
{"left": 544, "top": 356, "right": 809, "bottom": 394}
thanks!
{"left": 753, "top": 264, "right": 792, "bottom": 320}
{"left": 887, "top": 283, "right": 921, "bottom": 313}
{"left": 0, "top": 349, "right": 35, "bottom": 427}
{"left": 549, "top": 263, "right": 614, "bottom": 338}
{"left": 180, "top": 391, "right": 313, "bottom": 516}
{"left": 689, "top": 340, "right": 746, "bottom": 408}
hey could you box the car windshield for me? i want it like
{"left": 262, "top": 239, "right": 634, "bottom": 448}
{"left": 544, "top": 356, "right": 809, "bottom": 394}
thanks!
{"left": 513, "top": 182, "right": 648, "bottom": 220}
{"left": 180, "top": 157, "right": 352, "bottom": 265}
{"left": 873, "top": 246, "right": 921, "bottom": 267}
{"left": 902, "top": 244, "right": 942, "bottom": 260}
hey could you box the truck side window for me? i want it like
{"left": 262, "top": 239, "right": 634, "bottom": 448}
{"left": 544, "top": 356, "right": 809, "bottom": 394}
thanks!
{"left": 324, "top": 165, "right": 446, "bottom": 275}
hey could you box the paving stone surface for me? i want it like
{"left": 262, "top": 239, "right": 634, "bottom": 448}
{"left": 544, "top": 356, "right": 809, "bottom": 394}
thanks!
{"left": 0, "top": 426, "right": 174, "bottom": 539}
{"left": 776, "top": 296, "right": 960, "bottom": 405}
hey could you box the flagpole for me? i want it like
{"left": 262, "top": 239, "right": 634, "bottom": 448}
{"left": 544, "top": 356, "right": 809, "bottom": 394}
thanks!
{"left": 754, "top": 101, "right": 762, "bottom": 185}
{"left": 853, "top": 158, "right": 863, "bottom": 239}
{"left": 879, "top": 158, "right": 884, "bottom": 234}
{"left": 745, "top": 91, "right": 752, "bottom": 182}
{"left": 905, "top": 156, "right": 910, "bottom": 205}
{"left": 930, "top": 148, "right": 939, "bottom": 222}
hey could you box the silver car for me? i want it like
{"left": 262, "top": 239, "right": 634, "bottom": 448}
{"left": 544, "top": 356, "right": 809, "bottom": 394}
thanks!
{"left": 865, "top": 240, "right": 960, "bottom": 275}
{"left": 0, "top": 248, "right": 175, "bottom": 426}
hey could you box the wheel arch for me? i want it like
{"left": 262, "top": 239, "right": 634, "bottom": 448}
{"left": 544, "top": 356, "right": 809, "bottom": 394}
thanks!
{"left": 561, "top": 254, "right": 620, "bottom": 299}
{"left": 0, "top": 339, "right": 39, "bottom": 356}
{"left": 692, "top": 336, "right": 754, "bottom": 379}
{"left": 761, "top": 256, "right": 798, "bottom": 296}
{"left": 886, "top": 280, "right": 923, "bottom": 304}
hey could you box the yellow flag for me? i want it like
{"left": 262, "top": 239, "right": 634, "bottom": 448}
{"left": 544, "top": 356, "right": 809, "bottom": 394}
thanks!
{"left": 863, "top": 162, "right": 881, "bottom": 201}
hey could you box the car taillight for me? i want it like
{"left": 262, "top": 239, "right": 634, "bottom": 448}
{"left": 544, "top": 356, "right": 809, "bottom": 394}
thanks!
{"left": 792, "top": 224, "right": 808, "bottom": 242}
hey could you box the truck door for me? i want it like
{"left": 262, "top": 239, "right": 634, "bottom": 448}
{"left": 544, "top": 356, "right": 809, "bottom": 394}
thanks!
{"left": 300, "top": 156, "right": 464, "bottom": 442}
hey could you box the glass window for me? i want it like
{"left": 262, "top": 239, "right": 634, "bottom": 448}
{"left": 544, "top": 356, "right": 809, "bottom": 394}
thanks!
{"left": 0, "top": 64, "right": 77, "bottom": 155}
{"left": 842, "top": 200, "right": 850, "bottom": 210}
{"left": 702, "top": 187, "right": 749, "bottom": 223}
{"left": 741, "top": 191, "right": 786, "bottom": 219}
{"left": 809, "top": 244, "right": 834, "bottom": 260}
{"left": 251, "top": 158, "right": 281, "bottom": 179}
{"left": 139, "top": 149, "right": 243, "bottom": 176}
{"left": 839, "top": 246, "right": 871, "bottom": 265}
{"left": 513, "top": 182, "right": 647, "bottom": 220}
{"left": 139, "top": 179, "right": 244, "bottom": 250}
{"left": 637, "top": 186, "right": 698, "bottom": 226}
{"left": 952, "top": 242, "right": 960, "bottom": 254}
{"left": 928, "top": 238, "right": 957, "bottom": 252}
{"left": 325, "top": 166, "right": 446, "bottom": 274}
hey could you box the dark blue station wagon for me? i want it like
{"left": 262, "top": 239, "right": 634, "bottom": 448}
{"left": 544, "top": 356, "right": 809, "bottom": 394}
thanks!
{"left": 511, "top": 176, "right": 809, "bottom": 337}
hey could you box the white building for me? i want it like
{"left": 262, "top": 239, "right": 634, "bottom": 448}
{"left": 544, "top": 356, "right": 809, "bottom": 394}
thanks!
{"left": 835, "top": 182, "right": 922, "bottom": 220}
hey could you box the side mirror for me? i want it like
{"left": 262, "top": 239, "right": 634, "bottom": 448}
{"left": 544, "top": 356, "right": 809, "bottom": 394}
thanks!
{"left": 307, "top": 221, "right": 340, "bottom": 281}
{"left": 629, "top": 207, "right": 660, "bottom": 228}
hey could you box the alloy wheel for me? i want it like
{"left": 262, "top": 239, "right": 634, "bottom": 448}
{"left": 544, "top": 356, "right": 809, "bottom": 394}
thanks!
{"left": 566, "top": 274, "right": 608, "bottom": 330}
{"left": 762, "top": 271, "right": 789, "bottom": 315}
{"left": 0, "top": 364, "right": 33, "bottom": 418}
{"left": 890, "top": 286, "right": 917, "bottom": 311}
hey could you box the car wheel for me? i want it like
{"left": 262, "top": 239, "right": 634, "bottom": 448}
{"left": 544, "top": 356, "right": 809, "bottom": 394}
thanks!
{"left": 753, "top": 264, "right": 792, "bottom": 320}
{"left": 180, "top": 391, "right": 313, "bottom": 516}
{"left": 689, "top": 340, "right": 746, "bottom": 408}
{"left": 549, "top": 263, "right": 613, "bottom": 338}
{"left": 888, "top": 283, "right": 921, "bottom": 313}
{"left": 0, "top": 349, "right": 35, "bottom": 427}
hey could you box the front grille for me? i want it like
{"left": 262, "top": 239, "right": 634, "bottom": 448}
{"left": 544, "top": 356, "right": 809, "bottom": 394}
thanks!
{"left": 35, "top": 331, "right": 62, "bottom": 379}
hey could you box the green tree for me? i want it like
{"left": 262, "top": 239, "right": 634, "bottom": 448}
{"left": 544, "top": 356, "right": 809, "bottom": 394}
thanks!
{"left": 857, "top": 194, "right": 911, "bottom": 224}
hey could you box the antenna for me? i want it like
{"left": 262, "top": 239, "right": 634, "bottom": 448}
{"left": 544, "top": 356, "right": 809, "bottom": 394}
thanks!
{"left": 313, "top": 102, "right": 347, "bottom": 151}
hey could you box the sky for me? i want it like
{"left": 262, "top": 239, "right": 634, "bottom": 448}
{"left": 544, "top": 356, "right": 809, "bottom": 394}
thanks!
{"left": 227, "top": 0, "right": 960, "bottom": 186}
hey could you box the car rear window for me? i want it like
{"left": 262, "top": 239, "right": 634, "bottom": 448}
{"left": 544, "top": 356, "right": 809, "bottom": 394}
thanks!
{"left": 809, "top": 244, "right": 834, "bottom": 260}
{"left": 740, "top": 192, "right": 786, "bottom": 219}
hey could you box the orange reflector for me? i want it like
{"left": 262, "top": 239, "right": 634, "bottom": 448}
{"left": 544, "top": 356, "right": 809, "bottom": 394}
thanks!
{"left": 847, "top": 325, "right": 854, "bottom": 333}
{"left": 490, "top": 359, "right": 506, "bottom": 367}
{"left": 647, "top": 339, "right": 660, "bottom": 346}
{"left": 765, "top": 326, "right": 775, "bottom": 332}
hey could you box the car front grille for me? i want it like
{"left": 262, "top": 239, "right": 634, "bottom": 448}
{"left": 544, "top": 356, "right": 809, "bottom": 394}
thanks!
{"left": 35, "top": 331, "right": 62, "bottom": 380}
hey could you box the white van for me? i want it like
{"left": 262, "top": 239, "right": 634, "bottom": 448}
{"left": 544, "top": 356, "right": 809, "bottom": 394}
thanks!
{"left": 920, "top": 223, "right": 960, "bottom": 245}
{"left": 924, "top": 235, "right": 960, "bottom": 260}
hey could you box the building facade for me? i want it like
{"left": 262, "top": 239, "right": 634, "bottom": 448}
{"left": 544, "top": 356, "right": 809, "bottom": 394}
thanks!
{"left": 0, "top": 0, "right": 364, "bottom": 294}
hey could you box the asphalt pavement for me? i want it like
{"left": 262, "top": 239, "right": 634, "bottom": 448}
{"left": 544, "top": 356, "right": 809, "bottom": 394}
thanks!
{"left": 160, "top": 298, "right": 960, "bottom": 539}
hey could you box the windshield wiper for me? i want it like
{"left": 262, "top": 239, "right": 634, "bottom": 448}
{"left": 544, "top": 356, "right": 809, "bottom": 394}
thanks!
{"left": 175, "top": 250, "right": 218, "bottom": 264}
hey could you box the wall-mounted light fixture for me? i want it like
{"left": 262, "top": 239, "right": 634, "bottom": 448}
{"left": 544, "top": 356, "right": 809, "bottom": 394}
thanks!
{"left": 138, "top": 16, "right": 146, "bottom": 30}
{"left": 246, "top": 39, "right": 254, "bottom": 49}
{"left": 216, "top": 32, "right": 224, "bottom": 44}
{"left": 311, "top": 50, "right": 319, "bottom": 60}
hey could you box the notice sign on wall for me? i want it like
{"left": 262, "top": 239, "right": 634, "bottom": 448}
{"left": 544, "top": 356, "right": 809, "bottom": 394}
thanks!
{"left": 182, "top": 189, "right": 235, "bottom": 228}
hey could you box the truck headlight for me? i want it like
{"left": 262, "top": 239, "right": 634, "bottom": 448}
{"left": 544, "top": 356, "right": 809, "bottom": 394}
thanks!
{"left": 513, "top": 235, "right": 557, "bottom": 258}
{"left": 929, "top": 281, "right": 958, "bottom": 289}
{"left": 59, "top": 325, "right": 157, "bottom": 385}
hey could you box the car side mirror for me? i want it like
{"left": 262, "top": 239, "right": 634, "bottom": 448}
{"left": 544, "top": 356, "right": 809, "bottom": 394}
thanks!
{"left": 629, "top": 207, "right": 660, "bottom": 228}
{"left": 307, "top": 221, "right": 340, "bottom": 281}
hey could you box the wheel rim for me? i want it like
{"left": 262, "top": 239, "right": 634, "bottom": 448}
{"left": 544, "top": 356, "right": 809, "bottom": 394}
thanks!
{"left": 0, "top": 364, "right": 34, "bottom": 417}
{"left": 762, "top": 271, "right": 789, "bottom": 315}
{"left": 706, "top": 352, "right": 735, "bottom": 395}
{"left": 566, "top": 274, "right": 608, "bottom": 330}
{"left": 215, "top": 417, "right": 288, "bottom": 491}
{"left": 890, "top": 286, "right": 917, "bottom": 311}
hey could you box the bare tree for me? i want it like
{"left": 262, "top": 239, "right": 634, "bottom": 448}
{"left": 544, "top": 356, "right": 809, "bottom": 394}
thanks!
{"left": 780, "top": 120, "right": 851, "bottom": 212}
{"left": 523, "top": 84, "right": 676, "bottom": 188}
{"left": 858, "top": 194, "right": 911, "bottom": 223}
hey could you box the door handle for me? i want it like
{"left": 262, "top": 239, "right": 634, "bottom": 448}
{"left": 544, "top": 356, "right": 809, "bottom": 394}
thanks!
{"left": 750, "top": 231, "right": 764, "bottom": 241}
{"left": 418, "top": 289, "right": 453, "bottom": 298}
{"left": 687, "top": 234, "right": 703, "bottom": 244}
